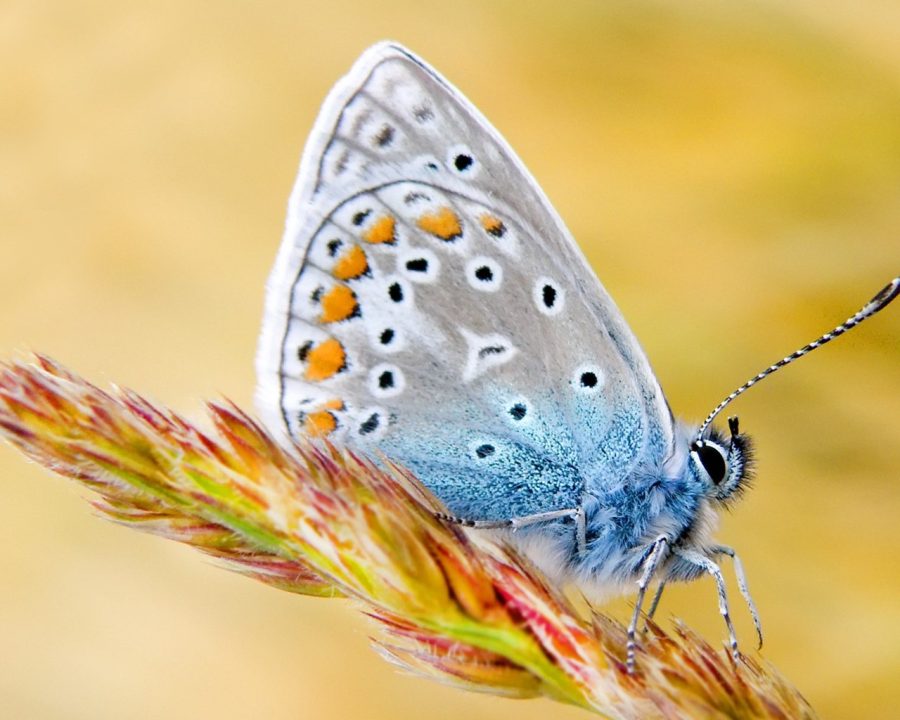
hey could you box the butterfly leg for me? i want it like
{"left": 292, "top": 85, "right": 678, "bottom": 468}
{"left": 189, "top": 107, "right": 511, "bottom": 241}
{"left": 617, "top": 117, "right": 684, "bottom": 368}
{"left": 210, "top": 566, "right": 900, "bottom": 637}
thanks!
{"left": 711, "top": 545, "right": 763, "bottom": 649}
{"left": 674, "top": 547, "right": 739, "bottom": 661}
{"left": 626, "top": 535, "right": 669, "bottom": 673}
{"left": 642, "top": 579, "right": 667, "bottom": 635}
{"left": 435, "top": 506, "right": 586, "bottom": 554}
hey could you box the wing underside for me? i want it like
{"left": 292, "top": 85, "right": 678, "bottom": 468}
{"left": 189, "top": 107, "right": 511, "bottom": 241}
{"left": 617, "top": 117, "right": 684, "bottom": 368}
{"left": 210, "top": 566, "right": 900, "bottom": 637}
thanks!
{"left": 256, "top": 43, "right": 676, "bottom": 520}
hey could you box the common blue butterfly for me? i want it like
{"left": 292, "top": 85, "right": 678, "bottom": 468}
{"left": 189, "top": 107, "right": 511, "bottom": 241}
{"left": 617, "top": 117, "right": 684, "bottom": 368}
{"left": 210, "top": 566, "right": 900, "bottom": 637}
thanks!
{"left": 255, "top": 42, "right": 899, "bottom": 670}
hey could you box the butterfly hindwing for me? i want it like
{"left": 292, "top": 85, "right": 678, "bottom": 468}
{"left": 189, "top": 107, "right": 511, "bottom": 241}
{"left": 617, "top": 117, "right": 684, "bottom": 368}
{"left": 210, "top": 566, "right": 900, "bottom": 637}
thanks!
{"left": 257, "top": 42, "right": 677, "bottom": 522}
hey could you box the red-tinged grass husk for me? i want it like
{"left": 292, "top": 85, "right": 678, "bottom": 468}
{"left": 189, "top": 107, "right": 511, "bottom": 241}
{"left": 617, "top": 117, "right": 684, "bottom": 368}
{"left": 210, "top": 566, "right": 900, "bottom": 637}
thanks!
{"left": 0, "top": 356, "right": 817, "bottom": 719}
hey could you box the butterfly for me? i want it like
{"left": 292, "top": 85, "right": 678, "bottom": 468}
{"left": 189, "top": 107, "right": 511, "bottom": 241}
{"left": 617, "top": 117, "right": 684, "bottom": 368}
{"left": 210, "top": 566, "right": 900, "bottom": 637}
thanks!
{"left": 255, "top": 41, "right": 899, "bottom": 670}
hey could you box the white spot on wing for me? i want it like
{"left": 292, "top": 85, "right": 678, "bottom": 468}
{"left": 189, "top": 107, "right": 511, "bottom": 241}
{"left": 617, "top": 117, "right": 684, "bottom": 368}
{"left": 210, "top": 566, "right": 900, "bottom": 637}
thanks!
{"left": 459, "top": 328, "right": 518, "bottom": 383}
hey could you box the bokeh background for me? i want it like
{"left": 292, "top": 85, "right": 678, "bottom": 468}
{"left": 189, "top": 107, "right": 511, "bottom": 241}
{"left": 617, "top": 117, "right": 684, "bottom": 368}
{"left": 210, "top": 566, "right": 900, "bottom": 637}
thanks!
{"left": 2, "top": 1, "right": 898, "bottom": 718}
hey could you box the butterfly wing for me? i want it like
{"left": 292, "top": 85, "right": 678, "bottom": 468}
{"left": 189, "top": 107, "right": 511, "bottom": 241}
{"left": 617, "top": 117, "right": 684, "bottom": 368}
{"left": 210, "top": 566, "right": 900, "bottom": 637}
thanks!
{"left": 256, "top": 42, "right": 677, "bottom": 521}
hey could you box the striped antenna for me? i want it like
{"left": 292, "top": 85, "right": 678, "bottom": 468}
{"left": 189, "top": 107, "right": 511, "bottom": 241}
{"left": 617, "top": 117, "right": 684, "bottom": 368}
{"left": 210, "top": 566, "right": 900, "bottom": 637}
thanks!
{"left": 697, "top": 276, "right": 900, "bottom": 440}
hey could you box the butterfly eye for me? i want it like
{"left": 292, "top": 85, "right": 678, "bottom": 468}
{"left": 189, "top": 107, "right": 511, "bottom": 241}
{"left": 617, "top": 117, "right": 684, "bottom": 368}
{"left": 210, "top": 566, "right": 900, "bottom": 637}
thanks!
{"left": 691, "top": 440, "right": 728, "bottom": 485}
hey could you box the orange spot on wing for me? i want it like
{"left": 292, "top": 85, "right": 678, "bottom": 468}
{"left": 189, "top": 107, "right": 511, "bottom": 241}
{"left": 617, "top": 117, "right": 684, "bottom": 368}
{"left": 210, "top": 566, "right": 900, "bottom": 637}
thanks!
{"left": 417, "top": 206, "right": 462, "bottom": 241}
{"left": 363, "top": 214, "right": 396, "bottom": 244}
{"left": 319, "top": 285, "right": 359, "bottom": 323}
{"left": 303, "top": 410, "right": 337, "bottom": 437}
{"left": 304, "top": 338, "right": 346, "bottom": 381}
{"left": 332, "top": 245, "right": 369, "bottom": 280}
{"left": 479, "top": 213, "right": 506, "bottom": 237}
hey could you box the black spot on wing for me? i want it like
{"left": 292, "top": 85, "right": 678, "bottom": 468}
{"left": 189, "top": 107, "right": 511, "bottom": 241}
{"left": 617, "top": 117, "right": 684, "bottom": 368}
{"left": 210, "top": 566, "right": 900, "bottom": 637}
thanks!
{"left": 478, "top": 345, "right": 508, "bottom": 359}
{"left": 359, "top": 412, "right": 380, "bottom": 436}
{"left": 475, "top": 444, "right": 495, "bottom": 459}
{"left": 542, "top": 284, "right": 557, "bottom": 308}
{"left": 413, "top": 105, "right": 434, "bottom": 123}
{"left": 509, "top": 403, "right": 527, "bottom": 421}
{"left": 374, "top": 124, "right": 395, "bottom": 147}
{"left": 405, "top": 258, "right": 429, "bottom": 273}
{"left": 454, "top": 154, "right": 473, "bottom": 171}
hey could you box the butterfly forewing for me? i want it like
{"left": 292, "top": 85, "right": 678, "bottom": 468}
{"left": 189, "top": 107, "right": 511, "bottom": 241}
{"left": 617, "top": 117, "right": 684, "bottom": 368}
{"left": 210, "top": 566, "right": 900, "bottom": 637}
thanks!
{"left": 257, "top": 43, "right": 677, "bottom": 521}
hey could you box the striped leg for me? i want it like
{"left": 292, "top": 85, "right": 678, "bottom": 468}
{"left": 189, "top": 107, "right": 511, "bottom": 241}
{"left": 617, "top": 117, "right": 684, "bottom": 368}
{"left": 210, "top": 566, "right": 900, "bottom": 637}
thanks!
{"left": 642, "top": 579, "right": 667, "bottom": 634}
{"left": 436, "top": 505, "right": 586, "bottom": 555}
{"left": 627, "top": 536, "right": 669, "bottom": 673}
{"left": 675, "top": 547, "right": 739, "bottom": 660}
{"left": 712, "top": 544, "right": 763, "bottom": 649}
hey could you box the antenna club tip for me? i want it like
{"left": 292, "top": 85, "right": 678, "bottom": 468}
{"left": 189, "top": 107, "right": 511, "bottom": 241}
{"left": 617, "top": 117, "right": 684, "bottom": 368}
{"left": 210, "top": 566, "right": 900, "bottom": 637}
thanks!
{"left": 869, "top": 277, "right": 900, "bottom": 312}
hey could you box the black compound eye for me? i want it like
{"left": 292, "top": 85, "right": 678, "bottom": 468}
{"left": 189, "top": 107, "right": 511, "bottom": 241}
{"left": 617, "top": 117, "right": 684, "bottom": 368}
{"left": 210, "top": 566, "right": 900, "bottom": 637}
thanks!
{"left": 693, "top": 442, "right": 728, "bottom": 484}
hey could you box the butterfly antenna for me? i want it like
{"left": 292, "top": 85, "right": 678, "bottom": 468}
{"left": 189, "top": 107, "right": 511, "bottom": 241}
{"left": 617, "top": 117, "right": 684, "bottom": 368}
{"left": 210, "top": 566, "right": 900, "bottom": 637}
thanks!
{"left": 697, "top": 276, "right": 900, "bottom": 440}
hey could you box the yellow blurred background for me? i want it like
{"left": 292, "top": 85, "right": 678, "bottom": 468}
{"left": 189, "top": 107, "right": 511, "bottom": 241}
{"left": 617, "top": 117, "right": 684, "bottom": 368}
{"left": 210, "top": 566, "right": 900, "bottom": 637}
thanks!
{"left": 1, "top": 1, "right": 898, "bottom": 718}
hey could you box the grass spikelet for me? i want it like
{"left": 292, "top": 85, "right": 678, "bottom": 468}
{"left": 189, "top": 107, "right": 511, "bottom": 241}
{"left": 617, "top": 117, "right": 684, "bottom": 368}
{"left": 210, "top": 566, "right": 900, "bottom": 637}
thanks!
{"left": 0, "top": 355, "right": 816, "bottom": 719}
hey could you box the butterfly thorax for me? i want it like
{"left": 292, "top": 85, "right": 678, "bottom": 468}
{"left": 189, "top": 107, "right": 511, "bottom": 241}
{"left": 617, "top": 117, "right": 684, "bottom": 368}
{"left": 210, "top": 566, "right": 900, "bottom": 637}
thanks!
{"left": 513, "top": 420, "right": 752, "bottom": 593}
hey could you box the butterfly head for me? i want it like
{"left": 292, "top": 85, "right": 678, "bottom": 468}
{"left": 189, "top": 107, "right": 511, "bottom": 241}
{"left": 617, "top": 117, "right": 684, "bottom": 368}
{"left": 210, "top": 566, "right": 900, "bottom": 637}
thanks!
{"left": 684, "top": 277, "right": 899, "bottom": 507}
{"left": 689, "top": 416, "right": 753, "bottom": 505}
